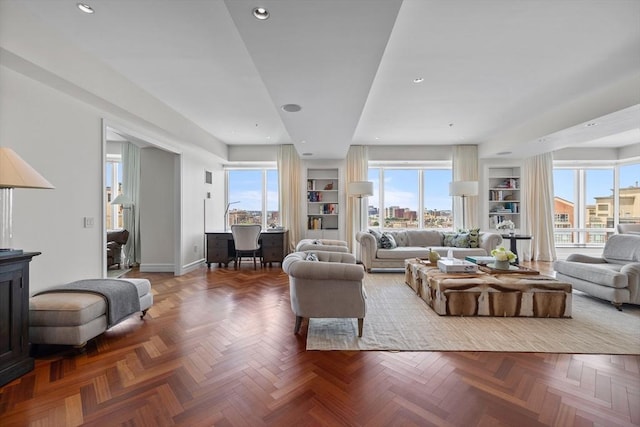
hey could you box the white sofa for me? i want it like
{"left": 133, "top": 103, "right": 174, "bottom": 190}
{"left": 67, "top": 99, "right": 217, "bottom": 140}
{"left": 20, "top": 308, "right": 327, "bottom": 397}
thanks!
{"left": 356, "top": 229, "right": 503, "bottom": 272}
{"left": 554, "top": 234, "right": 640, "bottom": 310}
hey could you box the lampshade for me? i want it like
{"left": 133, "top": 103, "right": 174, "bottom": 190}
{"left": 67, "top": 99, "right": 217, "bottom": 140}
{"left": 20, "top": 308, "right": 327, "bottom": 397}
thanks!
{"left": 449, "top": 181, "right": 478, "bottom": 197}
{"left": 348, "top": 181, "right": 374, "bottom": 197}
{"left": 111, "top": 194, "right": 133, "bottom": 206}
{"left": 1, "top": 147, "right": 54, "bottom": 252}
{"left": 0, "top": 147, "right": 55, "bottom": 189}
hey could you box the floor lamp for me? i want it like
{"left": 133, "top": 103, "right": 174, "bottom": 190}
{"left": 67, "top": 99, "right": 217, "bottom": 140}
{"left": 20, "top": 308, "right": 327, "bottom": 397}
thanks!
{"left": 111, "top": 194, "right": 136, "bottom": 267}
{"left": 348, "top": 181, "right": 374, "bottom": 232}
{"left": 449, "top": 181, "right": 478, "bottom": 230}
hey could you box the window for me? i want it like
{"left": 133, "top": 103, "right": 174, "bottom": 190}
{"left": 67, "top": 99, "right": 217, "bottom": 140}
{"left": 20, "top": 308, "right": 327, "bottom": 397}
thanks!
{"left": 368, "top": 164, "right": 452, "bottom": 230}
{"left": 618, "top": 163, "right": 640, "bottom": 224}
{"left": 552, "top": 164, "right": 635, "bottom": 246}
{"left": 226, "top": 168, "right": 279, "bottom": 229}
{"left": 105, "top": 156, "right": 123, "bottom": 230}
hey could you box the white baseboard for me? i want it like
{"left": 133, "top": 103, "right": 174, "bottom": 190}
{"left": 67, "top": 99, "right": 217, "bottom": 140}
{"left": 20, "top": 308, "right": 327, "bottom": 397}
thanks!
{"left": 139, "top": 263, "right": 175, "bottom": 273}
{"left": 179, "top": 259, "right": 205, "bottom": 275}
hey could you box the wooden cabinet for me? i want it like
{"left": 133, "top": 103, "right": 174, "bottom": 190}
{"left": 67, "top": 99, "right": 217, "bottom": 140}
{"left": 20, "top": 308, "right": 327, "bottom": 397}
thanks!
{"left": 306, "top": 168, "right": 339, "bottom": 239}
{"left": 205, "top": 231, "right": 289, "bottom": 268}
{"left": 261, "top": 230, "right": 289, "bottom": 266}
{"left": 0, "top": 252, "right": 39, "bottom": 387}
{"left": 487, "top": 167, "right": 521, "bottom": 231}
{"left": 205, "top": 232, "right": 235, "bottom": 267}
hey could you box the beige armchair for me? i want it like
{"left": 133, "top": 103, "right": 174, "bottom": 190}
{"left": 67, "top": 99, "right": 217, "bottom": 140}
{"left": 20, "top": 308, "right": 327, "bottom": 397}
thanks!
{"left": 617, "top": 224, "right": 640, "bottom": 234}
{"left": 295, "top": 238, "right": 349, "bottom": 253}
{"left": 554, "top": 234, "right": 640, "bottom": 310}
{"left": 282, "top": 251, "right": 366, "bottom": 336}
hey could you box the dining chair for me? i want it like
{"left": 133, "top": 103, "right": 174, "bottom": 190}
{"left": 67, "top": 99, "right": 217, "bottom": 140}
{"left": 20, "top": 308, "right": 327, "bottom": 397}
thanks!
{"left": 231, "top": 224, "right": 262, "bottom": 269}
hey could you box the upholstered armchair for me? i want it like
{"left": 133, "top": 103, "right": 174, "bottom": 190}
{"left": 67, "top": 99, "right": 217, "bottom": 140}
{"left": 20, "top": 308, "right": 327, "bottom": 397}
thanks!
{"left": 617, "top": 224, "right": 640, "bottom": 234}
{"left": 554, "top": 234, "right": 640, "bottom": 310}
{"left": 106, "top": 229, "right": 129, "bottom": 269}
{"left": 282, "top": 251, "right": 366, "bottom": 336}
{"left": 295, "top": 238, "right": 349, "bottom": 253}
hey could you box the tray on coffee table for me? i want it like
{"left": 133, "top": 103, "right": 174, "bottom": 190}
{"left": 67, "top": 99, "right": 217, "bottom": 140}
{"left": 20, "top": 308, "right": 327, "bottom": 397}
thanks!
{"left": 479, "top": 264, "right": 539, "bottom": 275}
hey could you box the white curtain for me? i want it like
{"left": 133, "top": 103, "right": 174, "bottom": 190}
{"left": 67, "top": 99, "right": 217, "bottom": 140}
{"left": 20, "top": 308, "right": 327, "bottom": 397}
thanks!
{"left": 277, "top": 145, "right": 302, "bottom": 252}
{"left": 122, "top": 142, "right": 140, "bottom": 266}
{"left": 522, "top": 152, "right": 556, "bottom": 261}
{"left": 346, "top": 146, "right": 369, "bottom": 253}
{"left": 452, "top": 145, "right": 479, "bottom": 229}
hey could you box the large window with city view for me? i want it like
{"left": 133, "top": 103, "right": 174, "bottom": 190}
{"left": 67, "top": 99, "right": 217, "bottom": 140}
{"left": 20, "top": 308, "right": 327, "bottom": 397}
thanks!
{"left": 367, "top": 166, "right": 453, "bottom": 230}
{"left": 553, "top": 162, "right": 639, "bottom": 246}
{"left": 226, "top": 169, "right": 279, "bottom": 229}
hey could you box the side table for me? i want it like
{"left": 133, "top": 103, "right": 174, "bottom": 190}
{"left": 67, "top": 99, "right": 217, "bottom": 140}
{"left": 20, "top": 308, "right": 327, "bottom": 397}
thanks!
{"left": 500, "top": 234, "right": 532, "bottom": 264}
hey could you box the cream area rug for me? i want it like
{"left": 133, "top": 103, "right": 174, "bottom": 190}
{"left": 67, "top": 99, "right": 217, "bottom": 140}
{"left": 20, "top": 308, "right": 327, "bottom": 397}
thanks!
{"left": 306, "top": 273, "right": 640, "bottom": 354}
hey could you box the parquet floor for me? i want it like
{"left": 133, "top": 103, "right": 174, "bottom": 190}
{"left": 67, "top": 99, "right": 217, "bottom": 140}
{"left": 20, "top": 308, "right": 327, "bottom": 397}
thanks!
{"left": 1, "top": 261, "right": 638, "bottom": 426}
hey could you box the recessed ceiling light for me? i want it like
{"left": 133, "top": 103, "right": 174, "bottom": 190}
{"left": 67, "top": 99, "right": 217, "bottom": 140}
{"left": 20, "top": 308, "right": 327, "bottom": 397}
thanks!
{"left": 538, "top": 138, "right": 547, "bottom": 143}
{"left": 266, "top": 136, "right": 271, "bottom": 140}
{"left": 77, "top": 3, "right": 94, "bottom": 13}
{"left": 585, "top": 122, "right": 598, "bottom": 127}
{"left": 302, "top": 153, "right": 313, "bottom": 156}
{"left": 252, "top": 7, "right": 269, "bottom": 20}
{"left": 496, "top": 151, "right": 512, "bottom": 156}
{"left": 281, "top": 104, "right": 302, "bottom": 112}
{"left": 300, "top": 140, "right": 307, "bottom": 144}
{"left": 375, "top": 137, "right": 380, "bottom": 140}
{"left": 413, "top": 77, "right": 424, "bottom": 83}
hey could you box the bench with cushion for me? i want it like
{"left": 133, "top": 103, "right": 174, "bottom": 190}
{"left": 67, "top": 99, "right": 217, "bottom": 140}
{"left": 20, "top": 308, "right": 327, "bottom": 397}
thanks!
{"left": 29, "top": 278, "right": 153, "bottom": 348}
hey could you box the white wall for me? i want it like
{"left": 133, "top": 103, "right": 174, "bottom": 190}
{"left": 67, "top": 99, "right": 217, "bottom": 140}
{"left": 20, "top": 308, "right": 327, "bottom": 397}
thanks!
{"left": 139, "top": 147, "right": 176, "bottom": 272}
{"left": 0, "top": 64, "right": 226, "bottom": 292}
{"left": 1, "top": 67, "right": 104, "bottom": 293}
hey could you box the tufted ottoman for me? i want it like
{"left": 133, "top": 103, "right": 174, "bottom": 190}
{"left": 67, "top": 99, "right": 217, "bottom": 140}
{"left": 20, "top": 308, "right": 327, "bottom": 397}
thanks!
{"left": 29, "top": 278, "right": 153, "bottom": 347}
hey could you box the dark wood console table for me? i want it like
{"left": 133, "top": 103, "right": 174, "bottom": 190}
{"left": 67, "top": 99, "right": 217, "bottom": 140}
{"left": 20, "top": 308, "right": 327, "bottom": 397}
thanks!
{"left": 0, "top": 251, "right": 40, "bottom": 387}
{"left": 205, "top": 230, "right": 289, "bottom": 268}
{"left": 500, "top": 234, "right": 532, "bottom": 264}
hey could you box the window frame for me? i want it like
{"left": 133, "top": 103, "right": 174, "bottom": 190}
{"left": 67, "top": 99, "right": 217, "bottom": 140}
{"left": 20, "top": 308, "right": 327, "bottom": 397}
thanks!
{"left": 224, "top": 164, "right": 279, "bottom": 229}
{"left": 368, "top": 161, "right": 453, "bottom": 231}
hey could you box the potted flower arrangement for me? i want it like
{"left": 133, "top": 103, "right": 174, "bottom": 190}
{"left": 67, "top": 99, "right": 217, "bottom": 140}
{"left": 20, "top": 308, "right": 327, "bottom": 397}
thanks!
{"left": 490, "top": 247, "right": 517, "bottom": 270}
{"left": 496, "top": 219, "right": 516, "bottom": 235}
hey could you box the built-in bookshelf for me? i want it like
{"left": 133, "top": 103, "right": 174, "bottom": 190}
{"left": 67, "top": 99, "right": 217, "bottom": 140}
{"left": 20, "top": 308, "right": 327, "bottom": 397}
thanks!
{"left": 488, "top": 167, "right": 521, "bottom": 230}
{"left": 306, "top": 168, "right": 339, "bottom": 239}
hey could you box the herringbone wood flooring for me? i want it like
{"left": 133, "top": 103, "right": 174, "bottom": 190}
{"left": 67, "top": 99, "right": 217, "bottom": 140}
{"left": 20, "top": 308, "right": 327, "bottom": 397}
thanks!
{"left": 1, "top": 262, "right": 638, "bottom": 426}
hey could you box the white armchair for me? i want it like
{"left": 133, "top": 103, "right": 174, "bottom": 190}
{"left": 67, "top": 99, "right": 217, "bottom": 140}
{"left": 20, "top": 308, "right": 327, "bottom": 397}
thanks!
{"left": 554, "top": 234, "right": 640, "bottom": 310}
{"left": 282, "top": 251, "right": 366, "bottom": 336}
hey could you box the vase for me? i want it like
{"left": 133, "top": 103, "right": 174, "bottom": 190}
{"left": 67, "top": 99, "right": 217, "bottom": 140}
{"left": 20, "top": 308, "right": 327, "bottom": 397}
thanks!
{"left": 494, "top": 260, "right": 511, "bottom": 270}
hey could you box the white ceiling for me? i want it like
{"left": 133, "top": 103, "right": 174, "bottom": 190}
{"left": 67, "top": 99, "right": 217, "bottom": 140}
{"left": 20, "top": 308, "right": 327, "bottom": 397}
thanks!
{"left": 11, "top": 0, "right": 640, "bottom": 159}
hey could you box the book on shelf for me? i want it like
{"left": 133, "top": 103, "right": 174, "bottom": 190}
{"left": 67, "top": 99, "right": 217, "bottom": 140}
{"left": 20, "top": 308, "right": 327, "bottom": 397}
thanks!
{"left": 307, "top": 191, "right": 322, "bottom": 202}
{"left": 308, "top": 217, "right": 323, "bottom": 230}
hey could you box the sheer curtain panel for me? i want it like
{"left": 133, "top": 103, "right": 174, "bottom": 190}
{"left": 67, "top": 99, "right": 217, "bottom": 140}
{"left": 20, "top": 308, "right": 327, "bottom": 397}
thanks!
{"left": 346, "top": 146, "right": 369, "bottom": 253}
{"left": 522, "top": 152, "right": 556, "bottom": 261}
{"left": 452, "top": 145, "right": 479, "bottom": 229}
{"left": 122, "top": 142, "right": 141, "bottom": 266}
{"left": 277, "top": 145, "right": 302, "bottom": 252}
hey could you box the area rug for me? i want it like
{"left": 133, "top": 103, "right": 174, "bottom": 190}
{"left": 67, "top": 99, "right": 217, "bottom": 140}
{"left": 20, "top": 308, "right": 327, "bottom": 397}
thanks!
{"left": 306, "top": 273, "right": 640, "bottom": 354}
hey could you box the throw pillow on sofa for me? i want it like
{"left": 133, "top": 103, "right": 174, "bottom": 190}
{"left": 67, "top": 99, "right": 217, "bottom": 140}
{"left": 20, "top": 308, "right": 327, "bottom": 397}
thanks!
{"left": 369, "top": 229, "right": 383, "bottom": 247}
{"left": 306, "top": 253, "right": 319, "bottom": 261}
{"left": 444, "top": 232, "right": 471, "bottom": 248}
{"left": 459, "top": 228, "right": 480, "bottom": 248}
{"left": 443, "top": 232, "right": 457, "bottom": 247}
{"left": 379, "top": 233, "right": 397, "bottom": 249}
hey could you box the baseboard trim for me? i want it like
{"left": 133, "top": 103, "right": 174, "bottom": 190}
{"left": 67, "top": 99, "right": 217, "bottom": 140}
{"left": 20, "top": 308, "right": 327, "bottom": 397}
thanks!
{"left": 139, "top": 263, "right": 174, "bottom": 273}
